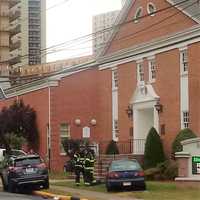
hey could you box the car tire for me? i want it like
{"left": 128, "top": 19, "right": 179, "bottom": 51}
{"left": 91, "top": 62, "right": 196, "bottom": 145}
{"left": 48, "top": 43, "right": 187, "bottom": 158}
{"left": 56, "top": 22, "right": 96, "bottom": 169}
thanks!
{"left": 8, "top": 181, "right": 15, "bottom": 193}
{"left": 43, "top": 178, "right": 49, "bottom": 189}
{"left": 106, "top": 184, "right": 113, "bottom": 192}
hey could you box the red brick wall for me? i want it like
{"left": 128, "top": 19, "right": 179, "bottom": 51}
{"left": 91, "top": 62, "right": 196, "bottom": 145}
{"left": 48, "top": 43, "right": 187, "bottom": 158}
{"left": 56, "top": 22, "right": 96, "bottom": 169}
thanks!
{"left": 0, "top": 89, "right": 49, "bottom": 160}
{"left": 188, "top": 42, "right": 200, "bottom": 135}
{"left": 118, "top": 61, "right": 136, "bottom": 141}
{"left": 106, "top": 0, "right": 196, "bottom": 54}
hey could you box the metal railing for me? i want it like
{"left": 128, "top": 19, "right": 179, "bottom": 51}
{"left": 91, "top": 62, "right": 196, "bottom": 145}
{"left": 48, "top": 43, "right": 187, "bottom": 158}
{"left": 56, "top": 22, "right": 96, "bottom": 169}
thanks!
{"left": 98, "top": 139, "right": 146, "bottom": 155}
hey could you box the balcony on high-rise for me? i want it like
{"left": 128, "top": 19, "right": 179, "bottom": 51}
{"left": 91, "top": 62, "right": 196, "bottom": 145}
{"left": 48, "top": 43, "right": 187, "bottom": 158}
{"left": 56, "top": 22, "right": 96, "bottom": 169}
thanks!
{"left": 10, "top": 40, "right": 21, "bottom": 51}
{"left": 10, "top": 10, "right": 20, "bottom": 22}
{"left": 10, "top": 24, "right": 21, "bottom": 37}
{"left": 10, "top": 0, "right": 20, "bottom": 9}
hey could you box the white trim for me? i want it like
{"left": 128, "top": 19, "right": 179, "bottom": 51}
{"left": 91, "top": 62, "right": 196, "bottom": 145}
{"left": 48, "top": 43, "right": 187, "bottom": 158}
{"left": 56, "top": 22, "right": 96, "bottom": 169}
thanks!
{"left": 148, "top": 59, "right": 156, "bottom": 83}
{"left": 98, "top": 25, "right": 200, "bottom": 70}
{"left": 147, "top": 55, "right": 155, "bottom": 60}
{"left": 5, "top": 67, "right": 91, "bottom": 98}
{"left": 179, "top": 46, "right": 188, "bottom": 51}
{"left": 136, "top": 59, "right": 143, "bottom": 63}
{"left": 166, "top": 0, "right": 200, "bottom": 24}
{"left": 147, "top": 2, "right": 156, "bottom": 16}
{"left": 134, "top": 7, "right": 143, "bottom": 23}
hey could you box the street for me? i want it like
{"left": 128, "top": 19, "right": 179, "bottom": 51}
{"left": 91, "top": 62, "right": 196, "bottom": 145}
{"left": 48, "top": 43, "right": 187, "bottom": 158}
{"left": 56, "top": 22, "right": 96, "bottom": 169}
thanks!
{"left": 0, "top": 191, "right": 51, "bottom": 200}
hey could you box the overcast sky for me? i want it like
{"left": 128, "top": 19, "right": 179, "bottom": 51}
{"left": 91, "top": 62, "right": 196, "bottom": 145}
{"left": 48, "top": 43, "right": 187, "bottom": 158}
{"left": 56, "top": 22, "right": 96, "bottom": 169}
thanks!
{"left": 46, "top": 0, "right": 122, "bottom": 61}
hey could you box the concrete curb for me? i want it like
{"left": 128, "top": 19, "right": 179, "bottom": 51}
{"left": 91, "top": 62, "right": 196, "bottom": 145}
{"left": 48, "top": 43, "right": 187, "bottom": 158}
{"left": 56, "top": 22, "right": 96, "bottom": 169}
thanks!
{"left": 33, "top": 190, "right": 88, "bottom": 200}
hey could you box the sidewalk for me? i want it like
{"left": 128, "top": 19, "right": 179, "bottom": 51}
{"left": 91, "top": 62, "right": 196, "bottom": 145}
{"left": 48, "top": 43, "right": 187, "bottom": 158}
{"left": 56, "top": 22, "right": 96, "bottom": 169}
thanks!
{"left": 49, "top": 182, "right": 139, "bottom": 200}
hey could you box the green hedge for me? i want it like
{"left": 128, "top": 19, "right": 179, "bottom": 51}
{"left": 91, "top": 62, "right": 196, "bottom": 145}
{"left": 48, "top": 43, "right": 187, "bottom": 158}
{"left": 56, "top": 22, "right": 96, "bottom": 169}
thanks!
{"left": 144, "top": 127, "right": 165, "bottom": 169}
{"left": 106, "top": 140, "right": 119, "bottom": 155}
{"left": 172, "top": 128, "right": 196, "bottom": 154}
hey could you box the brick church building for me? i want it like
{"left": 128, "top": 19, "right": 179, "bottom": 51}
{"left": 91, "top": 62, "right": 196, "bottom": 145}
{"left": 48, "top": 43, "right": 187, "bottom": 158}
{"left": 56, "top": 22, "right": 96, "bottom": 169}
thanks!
{"left": 0, "top": 0, "right": 200, "bottom": 171}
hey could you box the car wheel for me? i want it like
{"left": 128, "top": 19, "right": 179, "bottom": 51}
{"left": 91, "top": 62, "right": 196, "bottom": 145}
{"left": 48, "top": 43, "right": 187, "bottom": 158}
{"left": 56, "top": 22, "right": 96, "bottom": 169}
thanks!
{"left": 106, "top": 184, "right": 113, "bottom": 192}
{"left": 8, "top": 181, "right": 15, "bottom": 193}
{"left": 43, "top": 178, "right": 49, "bottom": 189}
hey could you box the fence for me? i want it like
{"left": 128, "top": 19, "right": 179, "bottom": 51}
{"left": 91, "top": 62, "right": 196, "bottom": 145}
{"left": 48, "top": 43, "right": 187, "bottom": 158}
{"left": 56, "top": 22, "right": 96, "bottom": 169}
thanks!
{"left": 98, "top": 139, "right": 146, "bottom": 155}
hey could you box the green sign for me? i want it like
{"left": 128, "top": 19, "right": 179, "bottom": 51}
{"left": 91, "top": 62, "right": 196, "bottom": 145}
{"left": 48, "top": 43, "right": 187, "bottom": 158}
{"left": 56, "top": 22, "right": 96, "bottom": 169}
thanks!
{"left": 192, "top": 156, "right": 200, "bottom": 163}
{"left": 192, "top": 156, "right": 200, "bottom": 174}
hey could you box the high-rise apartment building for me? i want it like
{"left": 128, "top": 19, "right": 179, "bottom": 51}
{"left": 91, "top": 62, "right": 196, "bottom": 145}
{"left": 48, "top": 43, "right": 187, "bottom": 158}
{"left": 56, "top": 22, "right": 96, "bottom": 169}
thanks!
{"left": 0, "top": 0, "right": 10, "bottom": 75}
{"left": 9, "top": 0, "right": 46, "bottom": 72}
{"left": 92, "top": 10, "right": 120, "bottom": 57}
{"left": 92, "top": 0, "right": 127, "bottom": 56}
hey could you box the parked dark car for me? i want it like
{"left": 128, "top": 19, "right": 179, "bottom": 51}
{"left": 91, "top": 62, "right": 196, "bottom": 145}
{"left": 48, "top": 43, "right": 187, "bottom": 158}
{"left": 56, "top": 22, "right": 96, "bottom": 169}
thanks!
{"left": 0, "top": 154, "right": 49, "bottom": 192}
{"left": 106, "top": 159, "right": 146, "bottom": 191}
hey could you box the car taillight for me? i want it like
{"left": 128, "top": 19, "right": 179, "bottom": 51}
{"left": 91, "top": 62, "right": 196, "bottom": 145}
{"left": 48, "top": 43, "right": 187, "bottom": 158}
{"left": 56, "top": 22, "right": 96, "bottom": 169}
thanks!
{"left": 36, "top": 163, "right": 46, "bottom": 169}
{"left": 135, "top": 171, "right": 144, "bottom": 177}
{"left": 8, "top": 166, "right": 22, "bottom": 172}
{"left": 108, "top": 172, "right": 119, "bottom": 179}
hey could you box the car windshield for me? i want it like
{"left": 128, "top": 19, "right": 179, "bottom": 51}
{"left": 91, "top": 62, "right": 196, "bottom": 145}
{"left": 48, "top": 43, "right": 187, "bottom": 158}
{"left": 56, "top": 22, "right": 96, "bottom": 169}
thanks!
{"left": 110, "top": 160, "right": 141, "bottom": 171}
{"left": 15, "top": 157, "right": 41, "bottom": 167}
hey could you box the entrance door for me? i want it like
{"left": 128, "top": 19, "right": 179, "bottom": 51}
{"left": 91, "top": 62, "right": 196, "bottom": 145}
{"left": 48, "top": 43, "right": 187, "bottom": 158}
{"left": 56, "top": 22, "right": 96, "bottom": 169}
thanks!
{"left": 133, "top": 107, "right": 154, "bottom": 154}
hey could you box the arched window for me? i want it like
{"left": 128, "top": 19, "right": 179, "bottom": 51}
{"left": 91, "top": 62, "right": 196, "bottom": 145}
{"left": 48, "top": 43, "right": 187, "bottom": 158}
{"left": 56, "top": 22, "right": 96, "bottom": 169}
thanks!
{"left": 147, "top": 2, "right": 156, "bottom": 16}
{"left": 134, "top": 7, "right": 143, "bottom": 23}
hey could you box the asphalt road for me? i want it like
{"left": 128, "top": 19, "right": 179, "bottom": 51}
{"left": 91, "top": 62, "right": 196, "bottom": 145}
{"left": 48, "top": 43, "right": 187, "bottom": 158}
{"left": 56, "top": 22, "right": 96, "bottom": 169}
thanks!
{"left": 0, "top": 191, "right": 51, "bottom": 200}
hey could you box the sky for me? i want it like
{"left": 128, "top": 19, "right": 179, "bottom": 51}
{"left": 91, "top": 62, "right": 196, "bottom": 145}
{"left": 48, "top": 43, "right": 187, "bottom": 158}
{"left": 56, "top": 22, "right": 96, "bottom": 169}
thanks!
{"left": 46, "top": 0, "right": 122, "bottom": 62}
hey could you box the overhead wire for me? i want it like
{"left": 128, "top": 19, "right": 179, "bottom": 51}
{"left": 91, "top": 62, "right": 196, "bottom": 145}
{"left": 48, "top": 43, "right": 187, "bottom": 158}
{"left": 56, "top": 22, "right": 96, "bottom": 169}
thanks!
{"left": 1, "top": 0, "right": 198, "bottom": 83}
{"left": 1, "top": 0, "right": 192, "bottom": 65}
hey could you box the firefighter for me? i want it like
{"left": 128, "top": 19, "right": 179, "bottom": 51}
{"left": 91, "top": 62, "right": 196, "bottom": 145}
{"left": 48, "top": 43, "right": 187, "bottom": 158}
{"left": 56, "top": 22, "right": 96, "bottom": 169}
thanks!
{"left": 84, "top": 149, "right": 96, "bottom": 185}
{"left": 73, "top": 149, "right": 83, "bottom": 186}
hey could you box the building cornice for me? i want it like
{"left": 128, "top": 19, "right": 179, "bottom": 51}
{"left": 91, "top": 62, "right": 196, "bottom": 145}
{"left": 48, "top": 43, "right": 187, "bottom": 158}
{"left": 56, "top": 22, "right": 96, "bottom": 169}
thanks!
{"left": 5, "top": 61, "right": 97, "bottom": 98}
{"left": 98, "top": 24, "right": 200, "bottom": 70}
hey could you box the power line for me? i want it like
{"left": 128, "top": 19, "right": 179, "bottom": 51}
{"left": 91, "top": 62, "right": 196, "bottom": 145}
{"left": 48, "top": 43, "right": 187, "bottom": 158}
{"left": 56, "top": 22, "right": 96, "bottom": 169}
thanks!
{"left": 0, "top": 0, "right": 198, "bottom": 86}
{"left": 1, "top": 0, "right": 192, "bottom": 65}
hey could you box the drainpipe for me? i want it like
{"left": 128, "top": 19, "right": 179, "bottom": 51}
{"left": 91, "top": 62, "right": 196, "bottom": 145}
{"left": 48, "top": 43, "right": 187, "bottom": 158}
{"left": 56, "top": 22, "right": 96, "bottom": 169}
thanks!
{"left": 48, "top": 80, "right": 51, "bottom": 171}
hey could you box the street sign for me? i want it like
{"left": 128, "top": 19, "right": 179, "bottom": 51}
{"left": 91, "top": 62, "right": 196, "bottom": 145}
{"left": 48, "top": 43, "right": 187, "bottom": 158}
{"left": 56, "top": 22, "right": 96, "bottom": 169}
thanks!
{"left": 192, "top": 156, "right": 200, "bottom": 174}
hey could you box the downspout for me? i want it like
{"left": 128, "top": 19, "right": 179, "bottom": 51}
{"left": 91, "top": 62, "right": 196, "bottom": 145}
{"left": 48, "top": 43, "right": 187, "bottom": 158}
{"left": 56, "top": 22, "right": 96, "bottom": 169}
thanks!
{"left": 48, "top": 80, "right": 51, "bottom": 171}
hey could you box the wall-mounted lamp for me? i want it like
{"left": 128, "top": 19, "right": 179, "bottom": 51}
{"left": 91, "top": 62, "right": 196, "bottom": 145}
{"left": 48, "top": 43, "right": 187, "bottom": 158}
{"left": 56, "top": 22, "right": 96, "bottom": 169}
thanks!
{"left": 154, "top": 101, "right": 163, "bottom": 113}
{"left": 74, "top": 118, "right": 81, "bottom": 126}
{"left": 126, "top": 105, "right": 133, "bottom": 119}
{"left": 90, "top": 119, "right": 97, "bottom": 126}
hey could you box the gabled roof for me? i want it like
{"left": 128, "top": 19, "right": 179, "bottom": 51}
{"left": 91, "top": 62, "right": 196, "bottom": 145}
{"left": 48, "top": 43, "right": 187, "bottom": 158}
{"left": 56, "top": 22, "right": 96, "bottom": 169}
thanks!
{"left": 99, "top": 0, "right": 200, "bottom": 57}
{"left": 166, "top": 0, "right": 200, "bottom": 23}
{"left": 0, "top": 87, "right": 6, "bottom": 100}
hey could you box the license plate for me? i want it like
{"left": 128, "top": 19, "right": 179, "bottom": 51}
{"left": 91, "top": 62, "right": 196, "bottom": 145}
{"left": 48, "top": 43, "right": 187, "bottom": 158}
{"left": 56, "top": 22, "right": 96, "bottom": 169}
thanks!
{"left": 123, "top": 182, "right": 131, "bottom": 186}
{"left": 26, "top": 168, "right": 34, "bottom": 173}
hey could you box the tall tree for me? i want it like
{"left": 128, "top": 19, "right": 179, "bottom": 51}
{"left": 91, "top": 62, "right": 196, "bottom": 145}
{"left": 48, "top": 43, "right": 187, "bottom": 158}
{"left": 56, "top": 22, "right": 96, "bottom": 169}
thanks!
{"left": 144, "top": 127, "right": 166, "bottom": 169}
{"left": 0, "top": 100, "right": 39, "bottom": 151}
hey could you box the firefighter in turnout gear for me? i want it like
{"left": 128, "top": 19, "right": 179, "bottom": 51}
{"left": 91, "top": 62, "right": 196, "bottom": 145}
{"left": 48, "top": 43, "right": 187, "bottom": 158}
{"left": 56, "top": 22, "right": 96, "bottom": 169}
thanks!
{"left": 84, "top": 149, "right": 96, "bottom": 185}
{"left": 73, "top": 150, "right": 84, "bottom": 186}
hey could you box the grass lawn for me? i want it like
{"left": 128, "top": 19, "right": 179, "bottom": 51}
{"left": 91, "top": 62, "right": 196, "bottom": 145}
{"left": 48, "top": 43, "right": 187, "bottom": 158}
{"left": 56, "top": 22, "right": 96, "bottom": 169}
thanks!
{"left": 50, "top": 180, "right": 200, "bottom": 200}
{"left": 49, "top": 171, "right": 72, "bottom": 179}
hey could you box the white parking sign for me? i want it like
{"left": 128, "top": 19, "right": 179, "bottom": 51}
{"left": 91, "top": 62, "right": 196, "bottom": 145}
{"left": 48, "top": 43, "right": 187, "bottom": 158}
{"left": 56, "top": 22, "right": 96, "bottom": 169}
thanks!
{"left": 82, "top": 126, "right": 90, "bottom": 138}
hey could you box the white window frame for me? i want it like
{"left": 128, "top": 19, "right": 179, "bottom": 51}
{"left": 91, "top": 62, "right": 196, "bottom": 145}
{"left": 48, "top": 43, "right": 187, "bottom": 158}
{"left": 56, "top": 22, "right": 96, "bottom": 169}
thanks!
{"left": 137, "top": 62, "right": 144, "bottom": 84}
{"left": 134, "top": 7, "right": 143, "bottom": 23}
{"left": 60, "top": 123, "right": 70, "bottom": 154}
{"left": 180, "top": 49, "right": 188, "bottom": 75}
{"left": 112, "top": 68, "right": 118, "bottom": 90}
{"left": 148, "top": 59, "right": 156, "bottom": 82}
{"left": 147, "top": 2, "right": 156, "bottom": 16}
{"left": 113, "top": 119, "right": 119, "bottom": 138}
{"left": 182, "top": 111, "right": 189, "bottom": 128}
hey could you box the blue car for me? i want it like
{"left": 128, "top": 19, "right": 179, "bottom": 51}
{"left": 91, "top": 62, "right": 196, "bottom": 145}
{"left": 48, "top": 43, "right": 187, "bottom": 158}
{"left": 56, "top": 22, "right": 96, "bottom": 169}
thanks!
{"left": 106, "top": 159, "right": 146, "bottom": 191}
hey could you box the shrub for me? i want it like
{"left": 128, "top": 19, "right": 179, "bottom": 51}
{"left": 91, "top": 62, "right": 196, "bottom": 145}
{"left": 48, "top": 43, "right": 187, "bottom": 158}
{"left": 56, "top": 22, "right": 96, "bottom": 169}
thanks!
{"left": 144, "top": 127, "right": 165, "bottom": 169}
{"left": 106, "top": 140, "right": 119, "bottom": 155}
{"left": 62, "top": 138, "right": 82, "bottom": 158}
{"left": 144, "top": 160, "right": 178, "bottom": 180}
{"left": 172, "top": 128, "right": 197, "bottom": 154}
